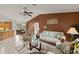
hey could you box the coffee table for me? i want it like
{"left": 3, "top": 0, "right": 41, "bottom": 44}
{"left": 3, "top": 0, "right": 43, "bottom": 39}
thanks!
{"left": 29, "top": 42, "right": 41, "bottom": 51}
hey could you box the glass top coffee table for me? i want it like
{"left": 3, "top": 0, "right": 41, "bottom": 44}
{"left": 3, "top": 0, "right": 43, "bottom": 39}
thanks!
{"left": 29, "top": 39, "right": 41, "bottom": 51}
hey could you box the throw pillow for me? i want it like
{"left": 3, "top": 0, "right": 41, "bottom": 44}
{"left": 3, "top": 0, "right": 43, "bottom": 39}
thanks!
{"left": 55, "top": 33, "right": 62, "bottom": 40}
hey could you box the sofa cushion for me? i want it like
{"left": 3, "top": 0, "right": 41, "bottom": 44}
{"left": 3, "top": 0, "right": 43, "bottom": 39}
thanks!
{"left": 40, "top": 31, "right": 55, "bottom": 38}
{"left": 40, "top": 36, "right": 60, "bottom": 43}
{"left": 40, "top": 31, "right": 64, "bottom": 43}
{"left": 48, "top": 31, "right": 56, "bottom": 38}
{"left": 56, "top": 41, "right": 63, "bottom": 49}
{"left": 41, "top": 31, "right": 48, "bottom": 37}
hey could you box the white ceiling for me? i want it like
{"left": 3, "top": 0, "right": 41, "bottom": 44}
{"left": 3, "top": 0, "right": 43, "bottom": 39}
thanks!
{"left": 0, "top": 4, "right": 79, "bottom": 23}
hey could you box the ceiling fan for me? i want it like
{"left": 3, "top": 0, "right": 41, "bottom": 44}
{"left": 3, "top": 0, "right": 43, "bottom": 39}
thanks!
{"left": 19, "top": 7, "right": 33, "bottom": 17}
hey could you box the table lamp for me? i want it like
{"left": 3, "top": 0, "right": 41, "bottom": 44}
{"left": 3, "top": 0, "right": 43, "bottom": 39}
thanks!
{"left": 67, "top": 27, "right": 79, "bottom": 41}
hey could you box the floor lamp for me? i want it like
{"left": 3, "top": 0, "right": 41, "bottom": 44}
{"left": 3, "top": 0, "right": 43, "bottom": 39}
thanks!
{"left": 67, "top": 27, "right": 79, "bottom": 41}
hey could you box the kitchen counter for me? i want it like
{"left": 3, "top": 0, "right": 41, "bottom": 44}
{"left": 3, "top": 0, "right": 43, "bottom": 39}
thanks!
{"left": 0, "top": 30, "right": 14, "bottom": 41}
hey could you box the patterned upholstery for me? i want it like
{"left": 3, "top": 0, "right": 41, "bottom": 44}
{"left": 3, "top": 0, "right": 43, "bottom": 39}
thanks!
{"left": 40, "top": 31, "right": 64, "bottom": 43}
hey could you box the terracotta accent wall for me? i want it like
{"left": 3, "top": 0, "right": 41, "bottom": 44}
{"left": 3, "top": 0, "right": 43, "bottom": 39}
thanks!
{"left": 27, "top": 12, "right": 79, "bottom": 33}
{"left": 27, "top": 12, "right": 79, "bottom": 41}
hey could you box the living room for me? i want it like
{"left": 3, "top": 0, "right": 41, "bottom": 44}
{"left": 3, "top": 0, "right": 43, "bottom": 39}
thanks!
{"left": 0, "top": 4, "right": 79, "bottom": 54}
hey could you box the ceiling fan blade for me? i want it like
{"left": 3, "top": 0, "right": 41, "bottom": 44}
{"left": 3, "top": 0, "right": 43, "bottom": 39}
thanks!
{"left": 28, "top": 14, "right": 32, "bottom": 17}
{"left": 26, "top": 13, "right": 32, "bottom": 17}
{"left": 28, "top": 12, "right": 33, "bottom": 14}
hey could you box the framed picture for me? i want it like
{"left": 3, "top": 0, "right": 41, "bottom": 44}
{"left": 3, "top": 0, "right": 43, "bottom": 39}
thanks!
{"left": 47, "top": 17, "right": 58, "bottom": 24}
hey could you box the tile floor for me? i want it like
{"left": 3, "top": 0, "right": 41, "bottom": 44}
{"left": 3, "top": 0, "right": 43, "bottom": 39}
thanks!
{"left": 0, "top": 34, "right": 62, "bottom": 54}
{"left": 0, "top": 34, "right": 42, "bottom": 54}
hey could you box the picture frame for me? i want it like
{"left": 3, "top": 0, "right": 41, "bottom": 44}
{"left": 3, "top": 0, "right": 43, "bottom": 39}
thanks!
{"left": 47, "top": 17, "right": 58, "bottom": 24}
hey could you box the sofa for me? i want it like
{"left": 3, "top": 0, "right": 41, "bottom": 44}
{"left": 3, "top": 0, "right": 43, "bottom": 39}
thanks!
{"left": 40, "top": 31, "right": 74, "bottom": 54}
{"left": 40, "top": 31, "right": 65, "bottom": 45}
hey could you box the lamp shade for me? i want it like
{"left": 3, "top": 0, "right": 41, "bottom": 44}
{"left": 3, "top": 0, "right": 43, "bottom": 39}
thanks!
{"left": 67, "top": 27, "right": 79, "bottom": 34}
{"left": 61, "top": 36, "right": 66, "bottom": 40}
